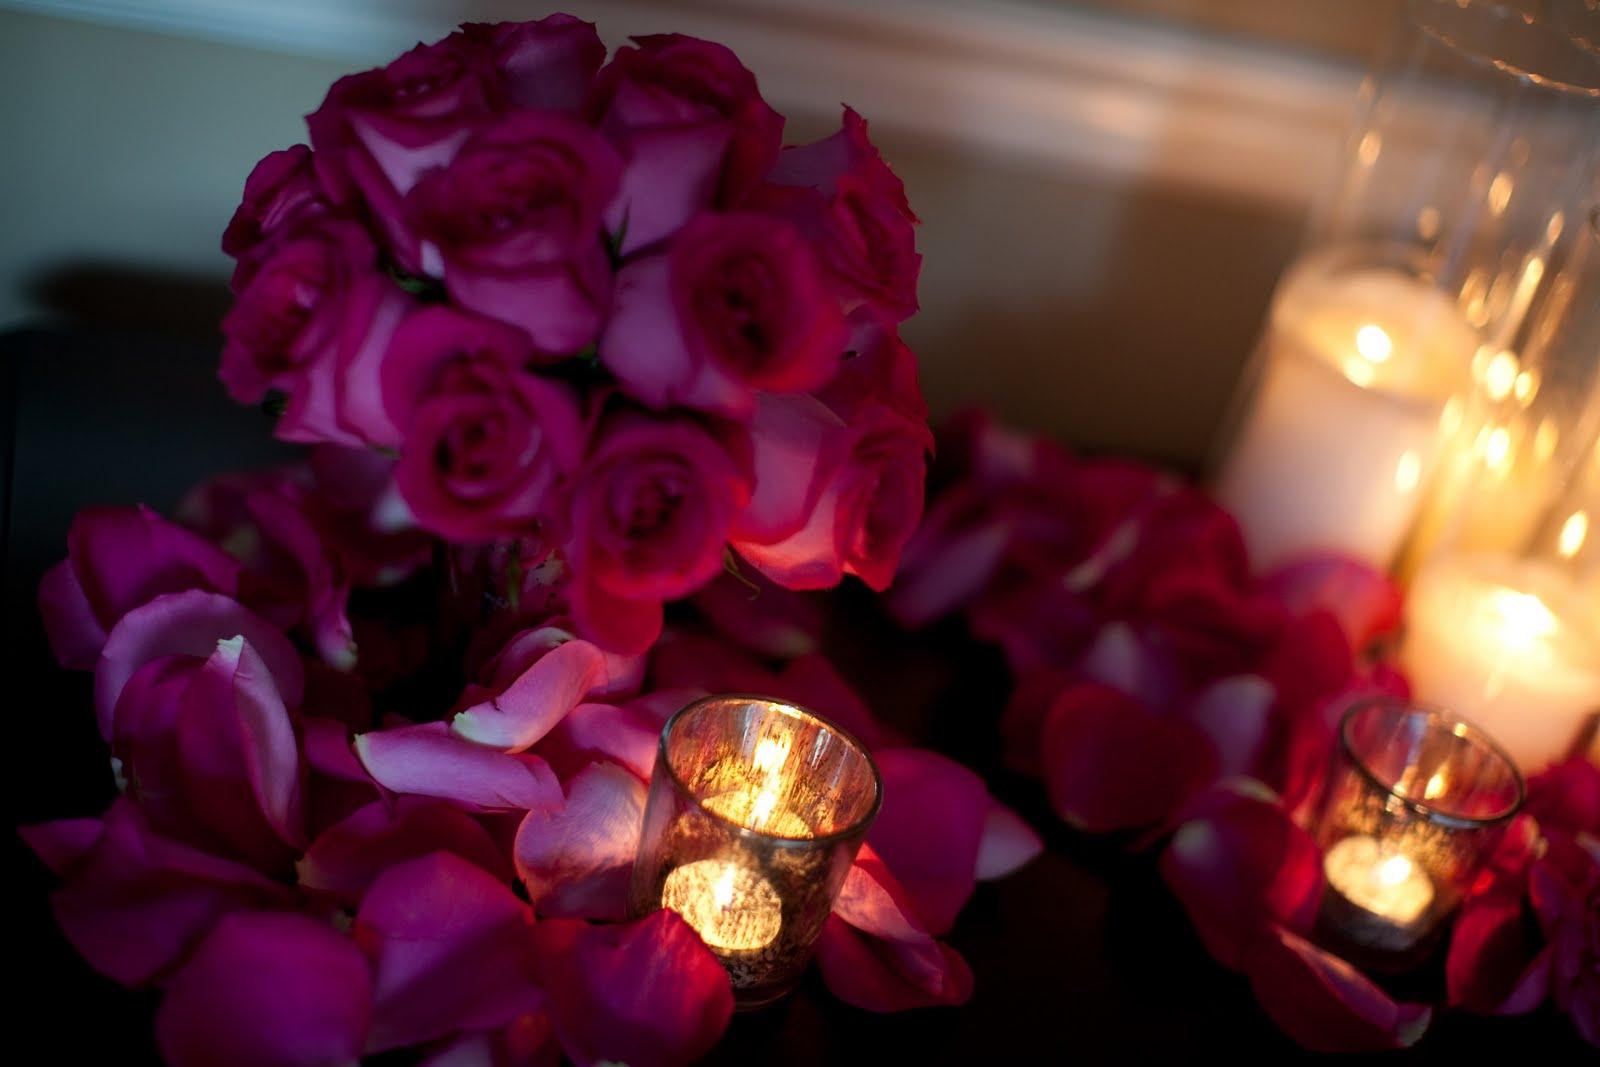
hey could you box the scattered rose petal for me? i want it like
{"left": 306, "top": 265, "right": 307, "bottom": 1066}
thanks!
{"left": 514, "top": 762, "right": 646, "bottom": 919}
{"left": 355, "top": 722, "right": 561, "bottom": 813}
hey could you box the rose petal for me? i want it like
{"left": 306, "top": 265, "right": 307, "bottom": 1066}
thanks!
{"left": 1259, "top": 554, "right": 1402, "bottom": 649}
{"left": 156, "top": 911, "right": 372, "bottom": 1067}
{"left": 1041, "top": 682, "right": 1217, "bottom": 834}
{"left": 355, "top": 722, "right": 562, "bottom": 813}
{"left": 51, "top": 799, "right": 287, "bottom": 986}
{"left": 814, "top": 915, "right": 973, "bottom": 1012}
{"left": 868, "top": 748, "right": 988, "bottom": 935}
{"left": 532, "top": 910, "right": 733, "bottom": 1067}
{"left": 355, "top": 851, "right": 540, "bottom": 1052}
{"left": 1158, "top": 782, "right": 1323, "bottom": 969}
{"left": 1181, "top": 674, "right": 1275, "bottom": 781}
{"left": 1447, "top": 892, "right": 1551, "bottom": 1014}
{"left": 537, "top": 701, "right": 660, "bottom": 782}
{"left": 975, "top": 801, "right": 1043, "bottom": 881}
{"left": 298, "top": 797, "right": 511, "bottom": 905}
{"left": 38, "top": 559, "right": 107, "bottom": 669}
{"left": 833, "top": 844, "right": 929, "bottom": 942}
{"left": 19, "top": 817, "right": 104, "bottom": 879}
{"left": 96, "top": 589, "right": 304, "bottom": 740}
{"left": 514, "top": 762, "right": 646, "bottom": 920}
{"left": 175, "top": 636, "right": 306, "bottom": 868}
{"left": 452, "top": 639, "right": 609, "bottom": 751}
{"left": 1244, "top": 925, "right": 1433, "bottom": 1052}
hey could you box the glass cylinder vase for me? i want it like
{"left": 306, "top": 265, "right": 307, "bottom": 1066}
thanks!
{"left": 1309, "top": 698, "right": 1524, "bottom": 971}
{"left": 1213, "top": 0, "right": 1600, "bottom": 572}
{"left": 630, "top": 695, "right": 882, "bottom": 1008}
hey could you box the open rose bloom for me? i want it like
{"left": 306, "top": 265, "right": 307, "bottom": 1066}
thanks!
{"left": 23, "top": 15, "right": 1053, "bottom": 1067}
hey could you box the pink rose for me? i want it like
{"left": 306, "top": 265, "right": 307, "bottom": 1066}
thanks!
{"left": 306, "top": 31, "right": 500, "bottom": 270}
{"left": 406, "top": 111, "right": 619, "bottom": 353}
{"left": 219, "top": 218, "right": 410, "bottom": 448}
{"left": 566, "top": 411, "right": 753, "bottom": 653}
{"left": 732, "top": 390, "right": 931, "bottom": 592}
{"left": 757, "top": 107, "right": 920, "bottom": 321}
{"left": 588, "top": 34, "right": 783, "bottom": 254}
{"left": 221, "top": 145, "right": 331, "bottom": 286}
{"left": 380, "top": 308, "right": 585, "bottom": 543}
{"left": 487, "top": 14, "right": 607, "bottom": 111}
{"left": 601, "top": 211, "right": 846, "bottom": 415}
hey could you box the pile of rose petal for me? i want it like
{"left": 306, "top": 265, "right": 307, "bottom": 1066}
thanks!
{"left": 891, "top": 410, "right": 1599, "bottom": 1051}
{"left": 25, "top": 445, "right": 1041, "bottom": 1067}
{"left": 218, "top": 14, "right": 933, "bottom": 656}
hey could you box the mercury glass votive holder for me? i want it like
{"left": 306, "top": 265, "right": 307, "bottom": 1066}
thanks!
{"left": 630, "top": 694, "right": 882, "bottom": 1008}
{"left": 1309, "top": 697, "right": 1524, "bottom": 970}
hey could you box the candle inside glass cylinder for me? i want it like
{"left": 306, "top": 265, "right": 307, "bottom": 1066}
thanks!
{"left": 660, "top": 860, "right": 782, "bottom": 952}
{"left": 1216, "top": 253, "right": 1477, "bottom": 568}
{"left": 632, "top": 696, "right": 881, "bottom": 1007}
{"left": 1401, "top": 554, "right": 1600, "bottom": 770}
{"left": 1323, "top": 836, "right": 1436, "bottom": 942}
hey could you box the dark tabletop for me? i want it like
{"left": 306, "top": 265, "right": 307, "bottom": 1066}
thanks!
{"left": 5, "top": 327, "right": 1588, "bottom": 1064}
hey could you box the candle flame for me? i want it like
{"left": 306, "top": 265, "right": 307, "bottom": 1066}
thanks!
{"left": 1490, "top": 589, "right": 1559, "bottom": 650}
{"left": 1423, "top": 772, "right": 1448, "bottom": 800}
{"left": 1377, "top": 854, "right": 1415, "bottom": 887}
{"left": 1356, "top": 324, "right": 1393, "bottom": 364}
{"left": 752, "top": 734, "right": 792, "bottom": 775}
{"left": 1559, "top": 511, "right": 1588, "bottom": 559}
{"left": 712, "top": 865, "right": 736, "bottom": 909}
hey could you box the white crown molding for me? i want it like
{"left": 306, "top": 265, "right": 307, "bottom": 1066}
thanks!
{"left": 3, "top": 0, "right": 1366, "bottom": 207}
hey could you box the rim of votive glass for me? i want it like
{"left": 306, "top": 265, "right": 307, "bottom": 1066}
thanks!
{"left": 1338, "top": 697, "right": 1526, "bottom": 829}
{"left": 1408, "top": 0, "right": 1600, "bottom": 98}
{"left": 658, "top": 693, "right": 884, "bottom": 848}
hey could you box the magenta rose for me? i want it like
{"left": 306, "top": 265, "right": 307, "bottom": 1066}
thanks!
{"left": 757, "top": 107, "right": 920, "bottom": 322}
{"left": 380, "top": 308, "right": 585, "bottom": 543}
{"left": 566, "top": 411, "right": 753, "bottom": 653}
{"left": 219, "top": 218, "right": 410, "bottom": 448}
{"left": 588, "top": 34, "right": 783, "bottom": 254}
{"left": 601, "top": 211, "right": 846, "bottom": 416}
{"left": 487, "top": 14, "right": 607, "bottom": 111}
{"left": 221, "top": 144, "right": 331, "bottom": 286}
{"left": 733, "top": 390, "right": 931, "bottom": 592}
{"left": 406, "top": 111, "right": 620, "bottom": 354}
{"left": 306, "top": 30, "right": 500, "bottom": 270}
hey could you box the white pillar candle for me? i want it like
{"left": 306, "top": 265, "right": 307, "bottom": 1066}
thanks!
{"left": 1400, "top": 553, "right": 1600, "bottom": 771}
{"left": 1216, "top": 262, "right": 1478, "bottom": 569}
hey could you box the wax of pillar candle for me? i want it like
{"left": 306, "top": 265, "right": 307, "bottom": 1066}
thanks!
{"left": 1401, "top": 554, "right": 1600, "bottom": 771}
{"left": 661, "top": 860, "right": 782, "bottom": 952}
{"left": 1217, "top": 262, "right": 1477, "bottom": 568}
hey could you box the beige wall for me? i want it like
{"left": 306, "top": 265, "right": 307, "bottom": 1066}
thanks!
{"left": 0, "top": 7, "right": 1313, "bottom": 468}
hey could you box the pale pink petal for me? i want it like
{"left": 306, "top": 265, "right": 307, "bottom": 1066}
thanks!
{"left": 1244, "top": 925, "right": 1433, "bottom": 1052}
{"left": 298, "top": 797, "right": 511, "bottom": 905}
{"left": 514, "top": 762, "right": 646, "bottom": 920}
{"left": 531, "top": 910, "right": 733, "bottom": 1067}
{"left": 975, "top": 801, "right": 1043, "bottom": 881}
{"left": 452, "top": 639, "right": 609, "bottom": 751}
{"left": 157, "top": 911, "right": 372, "bottom": 1067}
{"left": 355, "top": 722, "right": 562, "bottom": 813}
{"left": 356, "top": 851, "right": 541, "bottom": 1052}
{"left": 95, "top": 590, "right": 304, "bottom": 740}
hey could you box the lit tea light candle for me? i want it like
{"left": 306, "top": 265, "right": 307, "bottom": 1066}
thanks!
{"left": 660, "top": 860, "right": 782, "bottom": 952}
{"left": 1401, "top": 554, "right": 1600, "bottom": 770}
{"left": 632, "top": 695, "right": 882, "bottom": 1007}
{"left": 1216, "top": 259, "right": 1477, "bottom": 568}
{"left": 1324, "top": 835, "right": 1435, "bottom": 932}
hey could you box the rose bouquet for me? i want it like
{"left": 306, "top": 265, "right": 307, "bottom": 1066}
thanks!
{"left": 219, "top": 13, "right": 930, "bottom": 655}
{"left": 21, "top": 15, "right": 1046, "bottom": 1067}
{"left": 893, "top": 411, "right": 1599, "bottom": 1051}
